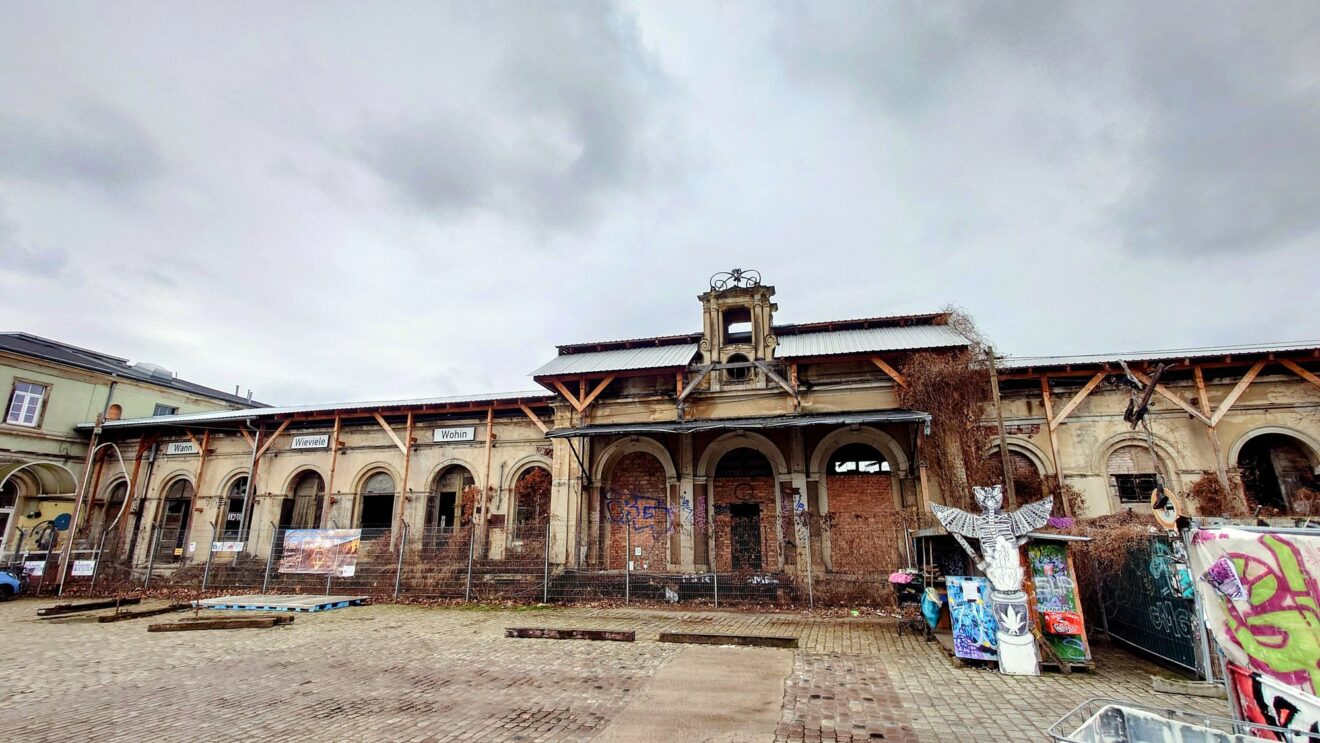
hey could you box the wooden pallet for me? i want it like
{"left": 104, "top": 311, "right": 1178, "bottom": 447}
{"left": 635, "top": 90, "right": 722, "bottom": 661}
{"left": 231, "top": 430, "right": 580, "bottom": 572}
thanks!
{"left": 192, "top": 594, "right": 369, "bottom": 613}
{"left": 932, "top": 631, "right": 1093, "bottom": 673}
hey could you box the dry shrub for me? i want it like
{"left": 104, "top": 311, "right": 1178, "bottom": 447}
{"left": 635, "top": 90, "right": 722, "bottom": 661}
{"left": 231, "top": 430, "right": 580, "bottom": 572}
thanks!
{"left": 1292, "top": 487, "right": 1320, "bottom": 516}
{"left": 1060, "top": 483, "right": 1087, "bottom": 518}
{"left": 1045, "top": 510, "right": 1158, "bottom": 619}
{"left": 897, "top": 311, "right": 994, "bottom": 510}
{"left": 1186, "top": 472, "right": 1247, "bottom": 517}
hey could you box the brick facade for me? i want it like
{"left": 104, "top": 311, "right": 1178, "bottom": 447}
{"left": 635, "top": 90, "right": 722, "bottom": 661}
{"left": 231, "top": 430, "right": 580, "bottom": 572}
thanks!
{"left": 712, "top": 475, "right": 778, "bottom": 572}
{"left": 824, "top": 473, "right": 901, "bottom": 574}
{"left": 604, "top": 452, "right": 669, "bottom": 570}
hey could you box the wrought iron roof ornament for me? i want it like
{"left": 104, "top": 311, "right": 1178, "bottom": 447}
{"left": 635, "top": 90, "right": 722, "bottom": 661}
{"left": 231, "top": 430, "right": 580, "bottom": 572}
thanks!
{"left": 709, "top": 268, "right": 762, "bottom": 291}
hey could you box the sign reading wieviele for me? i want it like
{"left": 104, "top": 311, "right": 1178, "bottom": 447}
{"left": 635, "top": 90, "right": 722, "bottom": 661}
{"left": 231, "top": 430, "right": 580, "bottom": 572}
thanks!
{"left": 433, "top": 426, "right": 477, "bottom": 443}
{"left": 164, "top": 441, "right": 198, "bottom": 456}
{"left": 290, "top": 434, "right": 331, "bottom": 450}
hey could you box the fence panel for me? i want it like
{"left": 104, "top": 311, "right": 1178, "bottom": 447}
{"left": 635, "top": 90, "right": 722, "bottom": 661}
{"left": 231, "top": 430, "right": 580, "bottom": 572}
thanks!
{"left": 1101, "top": 535, "right": 1199, "bottom": 671}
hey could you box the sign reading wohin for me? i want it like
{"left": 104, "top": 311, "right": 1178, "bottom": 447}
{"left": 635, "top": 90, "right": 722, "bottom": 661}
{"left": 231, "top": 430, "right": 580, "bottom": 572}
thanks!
{"left": 433, "top": 426, "right": 477, "bottom": 443}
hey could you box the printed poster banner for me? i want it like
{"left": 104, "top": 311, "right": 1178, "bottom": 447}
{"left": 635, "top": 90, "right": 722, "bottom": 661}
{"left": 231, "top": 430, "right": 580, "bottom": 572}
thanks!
{"left": 1228, "top": 662, "right": 1320, "bottom": 741}
{"left": 279, "top": 528, "right": 362, "bottom": 577}
{"left": 1190, "top": 527, "right": 1320, "bottom": 697}
{"left": 946, "top": 576, "right": 997, "bottom": 661}
{"left": 71, "top": 560, "right": 96, "bottom": 577}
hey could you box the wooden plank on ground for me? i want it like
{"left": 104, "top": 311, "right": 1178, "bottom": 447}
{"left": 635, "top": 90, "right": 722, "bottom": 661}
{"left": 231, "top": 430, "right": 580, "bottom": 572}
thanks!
{"left": 98, "top": 604, "right": 189, "bottom": 623}
{"left": 657, "top": 632, "right": 798, "bottom": 648}
{"left": 505, "top": 627, "right": 635, "bottom": 642}
{"left": 148, "top": 616, "right": 294, "bottom": 632}
{"left": 37, "top": 597, "right": 141, "bottom": 617}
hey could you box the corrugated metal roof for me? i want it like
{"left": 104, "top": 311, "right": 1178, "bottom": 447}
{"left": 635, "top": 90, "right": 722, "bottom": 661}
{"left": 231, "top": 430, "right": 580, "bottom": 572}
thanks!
{"left": 1000, "top": 341, "right": 1320, "bottom": 370}
{"left": 86, "top": 390, "right": 554, "bottom": 430}
{"left": 546, "top": 409, "right": 931, "bottom": 437}
{"left": 777, "top": 325, "right": 968, "bottom": 358}
{"left": 531, "top": 343, "right": 700, "bottom": 377}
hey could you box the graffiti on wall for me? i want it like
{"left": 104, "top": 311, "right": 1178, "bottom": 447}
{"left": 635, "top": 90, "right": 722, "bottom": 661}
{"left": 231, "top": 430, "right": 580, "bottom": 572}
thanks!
{"left": 1027, "top": 542, "right": 1090, "bottom": 663}
{"left": 947, "top": 576, "right": 998, "bottom": 661}
{"left": 1192, "top": 529, "right": 1320, "bottom": 696}
{"left": 1229, "top": 663, "right": 1320, "bottom": 741}
{"left": 604, "top": 489, "right": 675, "bottom": 536}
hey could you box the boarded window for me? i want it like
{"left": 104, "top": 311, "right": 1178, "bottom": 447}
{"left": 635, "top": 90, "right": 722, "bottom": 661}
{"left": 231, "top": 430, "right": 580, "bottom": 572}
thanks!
{"left": 1107, "top": 445, "right": 1164, "bottom": 504}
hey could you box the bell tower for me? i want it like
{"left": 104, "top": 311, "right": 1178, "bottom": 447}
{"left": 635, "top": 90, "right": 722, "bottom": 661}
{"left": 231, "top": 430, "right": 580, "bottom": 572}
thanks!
{"left": 699, "top": 269, "right": 777, "bottom": 390}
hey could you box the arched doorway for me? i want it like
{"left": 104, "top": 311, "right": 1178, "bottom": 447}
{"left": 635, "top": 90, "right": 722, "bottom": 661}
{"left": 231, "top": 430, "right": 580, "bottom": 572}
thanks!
{"left": 425, "top": 465, "right": 475, "bottom": 552}
{"left": 1237, "top": 433, "right": 1318, "bottom": 514}
{"left": 283, "top": 471, "right": 325, "bottom": 530}
{"left": 157, "top": 478, "right": 194, "bottom": 562}
{"left": 604, "top": 451, "right": 670, "bottom": 570}
{"left": 219, "top": 475, "right": 251, "bottom": 540}
{"left": 358, "top": 471, "right": 395, "bottom": 531}
{"left": 712, "top": 447, "right": 777, "bottom": 572}
{"left": 90, "top": 480, "right": 130, "bottom": 549}
{"left": 0, "top": 478, "right": 18, "bottom": 553}
{"left": 823, "top": 443, "right": 899, "bottom": 573}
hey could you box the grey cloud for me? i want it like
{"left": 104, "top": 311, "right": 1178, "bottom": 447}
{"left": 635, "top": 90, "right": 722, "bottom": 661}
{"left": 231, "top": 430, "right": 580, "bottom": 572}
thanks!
{"left": 0, "top": 104, "right": 165, "bottom": 193}
{"left": 0, "top": 211, "right": 66, "bottom": 278}
{"left": 352, "top": 2, "right": 664, "bottom": 230}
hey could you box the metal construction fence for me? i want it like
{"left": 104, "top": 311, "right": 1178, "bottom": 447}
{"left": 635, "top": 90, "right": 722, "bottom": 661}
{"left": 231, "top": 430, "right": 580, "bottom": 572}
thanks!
{"left": 3, "top": 514, "right": 925, "bottom": 608}
{"left": 1098, "top": 534, "right": 1201, "bottom": 673}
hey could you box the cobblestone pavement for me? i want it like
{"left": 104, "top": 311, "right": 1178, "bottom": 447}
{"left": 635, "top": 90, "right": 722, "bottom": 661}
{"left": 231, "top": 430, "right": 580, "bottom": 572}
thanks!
{"left": 0, "top": 599, "right": 1221, "bottom": 742}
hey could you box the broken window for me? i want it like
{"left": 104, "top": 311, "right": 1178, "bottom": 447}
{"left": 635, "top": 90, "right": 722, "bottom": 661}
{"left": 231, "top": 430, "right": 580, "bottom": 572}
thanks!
{"left": 725, "top": 353, "right": 751, "bottom": 382}
{"left": 221, "top": 476, "right": 250, "bottom": 539}
{"left": 1106, "top": 445, "right": 1165, "bottom": 505}
{"left": 827, "top": 443, "right": 890, "bottom": 475}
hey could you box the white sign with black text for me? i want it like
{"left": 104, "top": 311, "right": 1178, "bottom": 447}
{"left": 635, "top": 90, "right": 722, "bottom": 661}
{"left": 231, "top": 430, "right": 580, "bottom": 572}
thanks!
{"left": 291, "top": 434, "right": 330, "bottom": 450}
{"left": 164, "top": 441, "right": 198, "bottom": 456}
{"left": 433, "top": 426, "right": 477, "bottom": 443}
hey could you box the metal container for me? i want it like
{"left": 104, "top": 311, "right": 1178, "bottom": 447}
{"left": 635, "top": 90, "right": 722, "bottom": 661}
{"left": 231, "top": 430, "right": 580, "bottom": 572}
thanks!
{"left": 1048, "top": 699, "right": 1296, "bottom": 743}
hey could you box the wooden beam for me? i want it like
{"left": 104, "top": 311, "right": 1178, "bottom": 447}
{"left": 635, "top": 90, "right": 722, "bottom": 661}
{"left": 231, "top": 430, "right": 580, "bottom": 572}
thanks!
{"left": 395, "top": 411, "right": 414, "bottom": 538}
{"left": 324, "top": 415, "right": 341, "bottom": 528}
{"left": 551, "top": 379, "right": 584, "bottom": 412}
{"left": 1194, "top": 366, "right": 1233, "bottom": 499}
{"left": 238, "top": 428, "right": 255, "bottom": 447}
{"left": 1039, "top": 377, "right": 1067, "bottom": 509}
{"left": 578, "top": 375, "right": 615, "bottom": 410}
{"left": 193, "top": 430, "right": 212, "bottom": 511}
{"left": 184, "top": 430, "right": 202, "bottom": 452}
{"left": 675, "top": 371, "right": 684, "bottom": 400}
{"left": 480, "top": 406, "right": 495, "bottom": 542}
{"left": 870, "top": 356, "right": 908, "bottom": 387}
{"left": 677, "top": 365, "right": 713, "bottom": 402}
{"left": 752, "top": 360, "right": 797, "bottom": 399}
{"left": 1129, "top": 371, "right": 1211, "bottom": 426}
{"left": 1211, "top": 360, "right": 1267, "bottom": 426}
{"left": 372, "top": 412, "right": 408, "bottom": 454}
{"left": 518, "top": 403, "right": 549, "bottom": 434}
{"left": 1048, "top": 372, "right": 1108, "bottom": 431}
{"left": 255, "top": 419, "right": 292, "bottom": 459}
{"left": 1281, "top": 358, "right": 1320, "bottom": 391}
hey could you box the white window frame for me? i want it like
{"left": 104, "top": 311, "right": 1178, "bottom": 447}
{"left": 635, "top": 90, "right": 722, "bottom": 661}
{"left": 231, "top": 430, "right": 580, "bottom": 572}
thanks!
{"left": 6, "top": 380, "right": 48, "bottom": 428}
{"left": 153, "top": 403, "right": 179, "bottom": 417}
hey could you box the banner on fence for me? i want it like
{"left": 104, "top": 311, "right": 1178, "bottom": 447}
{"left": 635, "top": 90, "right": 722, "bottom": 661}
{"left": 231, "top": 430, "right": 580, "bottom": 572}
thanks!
{"left": 23, "top": 560, "right": 44, "bottom": 576}
{"left": 1227, "top": 662, "right": 1320, "bottom": 741}
{"left": 1190, "top": 527, "right": 1320, "bottom": 699}
{"left": 279, "top": 529, "right": 361, "bottom": 577}
{"left": 211, "top": 541, "right": 245, "bottom": 553}
{"left": 71, "top": 559, "right": 95, "bottom": 577}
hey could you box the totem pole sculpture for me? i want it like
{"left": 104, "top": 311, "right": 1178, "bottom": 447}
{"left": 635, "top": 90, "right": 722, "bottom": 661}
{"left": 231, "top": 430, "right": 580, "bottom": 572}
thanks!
{"left": 931, "top": 485, "right": 1053, "bottom": 675}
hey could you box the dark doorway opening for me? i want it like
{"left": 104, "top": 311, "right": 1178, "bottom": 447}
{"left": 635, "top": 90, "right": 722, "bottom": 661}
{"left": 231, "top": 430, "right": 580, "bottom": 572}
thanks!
{"left": 1238, "top": 434, "right": 1316, "bottom": 513}
{"left": 360, "top": 495, "right": 394, "bottom": 531}
{"left": 428, "top": 492, "right": 457, "bottom": 530}
{"left": 729, "top": 502, "right": 763, "bottom": 571}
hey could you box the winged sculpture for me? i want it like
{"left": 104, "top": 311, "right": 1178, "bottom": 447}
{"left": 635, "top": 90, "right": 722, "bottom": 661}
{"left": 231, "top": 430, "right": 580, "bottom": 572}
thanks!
{"left": 931, "top": 485, "right": 1053, "bottom": 577}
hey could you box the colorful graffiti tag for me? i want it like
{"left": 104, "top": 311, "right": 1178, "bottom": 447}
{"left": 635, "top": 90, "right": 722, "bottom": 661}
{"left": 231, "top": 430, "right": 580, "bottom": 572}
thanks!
{"left": 1026, "top": 542, "right": 1090, "bottom": 663}
{"left": 947, "top": 576, "right": 997, "bottom": 661}
{"left": 604, "top": 490, "right": 675, "bottom": 536}
{"left": 1192, "top": 529, "right": 1320, "bottom": 696}
{"left": 1228, "top": 662, "right": 1320, "bottom": 741}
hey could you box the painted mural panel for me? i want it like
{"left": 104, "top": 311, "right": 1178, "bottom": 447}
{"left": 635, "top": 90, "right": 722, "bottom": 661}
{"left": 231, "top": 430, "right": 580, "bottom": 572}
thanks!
{"left": 1191, "top": 528, "right": 1320, "bottom": 697}
{"left": 1026, "top": 542, "right": 1090, "bottom": 663}
{"left": 947, "top": 576, "right": 997, "bottom": 660}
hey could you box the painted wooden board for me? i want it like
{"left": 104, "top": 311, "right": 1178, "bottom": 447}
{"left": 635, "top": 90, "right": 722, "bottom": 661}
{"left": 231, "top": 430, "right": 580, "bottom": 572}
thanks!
{"left": 946, "top": 576, "right": 997, "bottom": 660}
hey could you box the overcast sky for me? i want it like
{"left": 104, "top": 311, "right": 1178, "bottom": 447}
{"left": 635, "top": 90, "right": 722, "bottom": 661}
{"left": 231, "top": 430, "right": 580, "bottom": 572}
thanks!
{"left": 1, "top": 2, "right": 1317, "bottom": 405}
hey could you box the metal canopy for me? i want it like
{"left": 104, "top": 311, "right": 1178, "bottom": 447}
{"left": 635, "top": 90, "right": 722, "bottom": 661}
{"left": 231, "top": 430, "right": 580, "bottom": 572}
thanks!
{"left": 545, "top": 409, "right": 931, "bottom": 438}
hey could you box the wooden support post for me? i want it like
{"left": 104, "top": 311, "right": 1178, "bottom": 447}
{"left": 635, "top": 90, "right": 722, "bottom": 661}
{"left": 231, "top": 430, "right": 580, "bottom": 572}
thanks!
{"left": 1280, "top": 359, "right": 1320, "bottom": 391}
{"left": 372, "top": 412, "right": 408, "bottom": 454}
{"left": 325, "top": 415, "right": 341, "bottom": 528}
{"left": 194, "top": 430, "right": 212, "bottom": 513}
{"left": 551, "top": 380, "right": 584, "bottom": 412}
{"left": 578, "top": 375, "right": 615, "bottom": 410}
{"left": 916, "top": 427, "right": 932, "bottom": 508}
{"left": 1039, "top": 376, "right": 1068, "bottom": 513}
{"left": 1048, "top": 372, "right": 1108, "bottom": 430}
{"left": 518, "top": 403, "right": 549, "bottom": 434}
{"left": 256, "top": 419, "right": 292, "bottom": 459}
{"left": 1130, "top": 370, "right": 1210, "bottom": 426}
{"left": 1211, "top": 360, "right": 1267, "bottom": 426}
{"left": 480, "top": 406, "right": 495, "bottom": 547}
{"left": 238, "top": 429, "right": 255, "bottom": 448}
{"left": 870, "top": 356, "right": 908, "bottom": 387}
{"left": 396, "top": 411, "right": 414, "bottom": 543}
{"left": 988, "top": 348, "right": 1017, "bottom": 508}
{"left": 1193, "top": 366, "right": 1233, "bottom": 499}
{"left": 676, "top": 371, "right": 684, "bottom": 400}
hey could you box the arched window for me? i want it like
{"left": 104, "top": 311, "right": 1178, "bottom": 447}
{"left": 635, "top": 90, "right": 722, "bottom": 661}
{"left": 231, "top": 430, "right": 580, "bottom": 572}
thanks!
{"left": 158, "top": 479, "right": 194, "bottom": 560}
{"left": 714, "top": 447, "right": 773, "bottom": 477}
{"left": 514, "top": 466, "right": 552, "bottom": 527}
{"left": 105, "top": 404, "right": 123, "bottom": 421}
{"left": 97, "top": 480, "right": 129, "bottom": 532}
{"left": 1238, "top": 433, "right": 1318, "bottom": 514}
{"left": 286, "top": 471, "right": 325, "bottom": 530}
{"left": 358, "top": 471, "right": 395, "bottom": 530}
{"left": 1106, "top": 445, "right": 1164, "bottom": 505}
{"left": 221, "top": 476, "right": 250, "bottom": 539}
{"left": 428, "top": 466, "right": 474, "bottom": 533}
{"left": 827, "top": 443, "right": 890, "bottom": 475}
{"left": 725, "top": 353, "right": 751, "bottom": 382}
